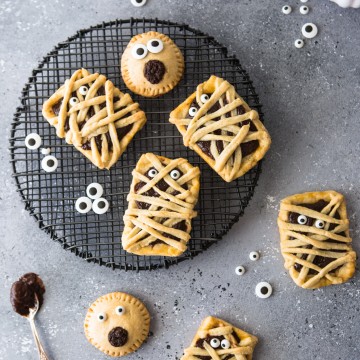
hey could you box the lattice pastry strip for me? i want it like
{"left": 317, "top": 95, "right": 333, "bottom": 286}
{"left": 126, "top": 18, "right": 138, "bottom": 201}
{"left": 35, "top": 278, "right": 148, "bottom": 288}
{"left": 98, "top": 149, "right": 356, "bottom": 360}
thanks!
{"left": 42, "top": 68, "right": 146, "bottom": 169}
{"left": 278, "top": 190, "right": 356, "bottom": 289}
{"left": 170, "top": 75, "right": 271, "bottom": 182}
{"left": 122, "top": 153, "right": 200, "bottom": 257}
{"left": 181, "top": 316, "right": 258, "bottom": 360}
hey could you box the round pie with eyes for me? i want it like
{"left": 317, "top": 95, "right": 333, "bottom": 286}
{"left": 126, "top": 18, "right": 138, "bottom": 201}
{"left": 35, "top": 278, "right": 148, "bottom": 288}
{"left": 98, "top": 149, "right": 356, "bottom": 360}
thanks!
{"left": 84, "top": 292, "right": 150, "bottom": 357}
{"left": 121, "top": 31, "right": 184, "bottom": 97}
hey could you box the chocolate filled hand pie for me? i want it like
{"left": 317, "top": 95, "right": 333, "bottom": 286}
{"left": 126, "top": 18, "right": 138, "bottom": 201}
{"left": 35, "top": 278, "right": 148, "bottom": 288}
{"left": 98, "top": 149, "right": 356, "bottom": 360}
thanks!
{"left": 170, "top": 75, "right": 271, "bottom": 182}
{"left": 278, "top": 190, "right": 356, "bottom": 289}
{"left": 181, "top": 316, "right": 258, "bottom": 360}
{"left": 42, "top": 68, "right": 146, "bottom": 169}
{"left": 122, "top": 153, "right": 200, "bottom": 257}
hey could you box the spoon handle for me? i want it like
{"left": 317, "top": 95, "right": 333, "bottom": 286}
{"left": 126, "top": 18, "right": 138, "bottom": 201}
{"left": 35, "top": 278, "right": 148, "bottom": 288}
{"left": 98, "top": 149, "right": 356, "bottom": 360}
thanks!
{"left": 29, "top": 318, "right": 51, "bottom": 360}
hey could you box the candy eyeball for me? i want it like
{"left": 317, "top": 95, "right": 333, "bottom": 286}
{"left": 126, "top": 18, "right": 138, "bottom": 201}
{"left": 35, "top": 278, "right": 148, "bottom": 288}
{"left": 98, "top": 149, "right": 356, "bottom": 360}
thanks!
{"left": 25, "top": 133, "right": 41, "bottom": 150}
{"left": 300, "top": 5, "right": 309, "bottom": 14}
{"left": 210, "top": 338, "right": 220, "bottom": 348}
{"left": 297, "top": 215, "right": 308, "bottom": 225}
{"left": 295, "top": 39, "right": 304, "bottom": 49}
{"left": 302, "top": 23, "right": 318, "bottom": 39}
{"left": 75, "top": 196, "right": 92, "bottom": 214}
{"left": 131, "top": 44, "right": 148, "bottom": 59}
{"left": 255, "top": 282, "right": 273, "bottom": 299}
{"left": 147, "top": 39, "right": 164, "bottom": 54}
{"left": 131, "top": 0, "right": 147, "bottom": 7}
{"left": 188, "top": 107, "right": 197, "bottom": 117}
{"left": 115, "top": 306, "right": 125, "bottom": 315}
{"left": 79, "top": 85, "right": 89, "bottom": 96}
{"left": 170, "top": 169, "right": 181, "bottom": 180}
{"left": 200, "top": 94, "right": 210, "bottom": 103}
{"left": 92, "top": 198, "right": 109, "bottom": 215}
{"left": 249, "top": 251, "right": 260, "bottom": 261}
{"left": 148, "top": 168, "right": 158, "bottom": 178}
{"left": 315, "top": 219, "right": 325, "bottom": 229}
{"left": 41, "top": 155, "right": 58, "bottom": 172}
{"left": 235, "top": 265, "right": 246, "bottom": 276}
{"left": 221, "top": 339, "right": 231, "bottom": 349}
{"left": 282, "top": 5, "right": 292, "bottom": 14}
{"left": 300, "top": 0, "right": 308, "bottom": 2}
{"left": 97, "top": 312, "right": 107, "bottom": 322}
{"left": 86, "top": 183, "right": 104, "bottom": 200}
{"left": 41, "top": 147, "right": 51, "bottom": 155}
{"left": 69, "top": 97, "right": 79, "bottom": 107}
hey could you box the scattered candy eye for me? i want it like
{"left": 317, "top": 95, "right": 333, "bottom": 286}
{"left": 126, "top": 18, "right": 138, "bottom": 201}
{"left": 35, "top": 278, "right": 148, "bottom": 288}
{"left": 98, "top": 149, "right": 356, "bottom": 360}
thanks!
{"left": 255, "top": 282, "right": 273, "bottom": 299}
{"left": 131, "top": 44, "right": 148, "bottom": 59}
{"left": 210, "top": 338, "right": 220, "bottom": 348}
{"left": 200, "top": 94, "right": 210, "bottom": 103}
{"left": 314, "top": 219, "right": 325, "bottom": 229}
{"left": 147, "top": 39, "right": 164, "bottom": 54}
{"left": 235, "top": 265, "right": 246, "bottom": 276}
{"left": 170, "top": 169, "right": 181, "bottom": 180}
{"left": 297, "top": 215, "right": 308, "bottom": 225}
{"left": 302, "top": 23, "right": 318, "bottom": 39}
{"left": 221, "top": 339, "right": 231, "bottom": 349}
{"left": 295, "top": 39, "right": 304, "bottom": 49}
{"left": 41, "top": 147, "right": 51, "bottom": 155}
{"left": 97, "top": 312, "right": 107, "bottom": 322}
{"left": 249, "top": 251, "right": 260, "bottom": 261}
{"left": 282, "top": 5, "right": 292, "bottom": 14}
{"left": 131, "top": 0, "right": 146, "bottom": 7}
{"left": 86, "top": 183, "right": 104, "bottom": 200}
{"left": 300, "top": 5, "right": 309, "bottom": 14}
{"left": 75, "top": 196, "right": 92, "bottom": 214}
{"left": 25, "top": 133, "right": 41, "bottom": 150}
{"left": 79, "top": 85, "right": 89, "bottom": 96}
{"left": 92, "top": 198, "right": 109, "bottom": 215}
{"left": 188, "top": 107, "right": 198, "bottom": 117}
{"left": 115, "top": 306, "right": 125, "bottom": 315}
{"left": 69, "top": 97, "right": 79, "bottom": 107}
{"left": 148, "top": 168, "right": 158, "bottom": 178}
{"left": 41, "top": 155, "right": 58, "bottom": 172}
{"left": 300, "top": 0, "right": 308, "bottom": 2}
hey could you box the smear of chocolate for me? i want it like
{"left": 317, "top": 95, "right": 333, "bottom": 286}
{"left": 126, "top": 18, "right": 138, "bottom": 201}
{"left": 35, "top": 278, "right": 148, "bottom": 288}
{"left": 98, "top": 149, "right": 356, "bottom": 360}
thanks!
{"left": 144, "top": 60, "right": 166, "bottom": 84}
{"left": 108, "top": 327, "right": 128, "bottom": 347}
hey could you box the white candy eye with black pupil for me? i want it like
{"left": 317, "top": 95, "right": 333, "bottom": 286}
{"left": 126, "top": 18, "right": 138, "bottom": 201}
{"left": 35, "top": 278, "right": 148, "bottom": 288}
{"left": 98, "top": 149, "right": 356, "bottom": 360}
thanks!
{"left": 295, "top": 39, "right": 304, "bottom": 49}
{"left": 200, "top": 94, "right": 210, "bottom": 103}
{"left": 41, "top": 155, "right": 58, "bottom": 172}
{"left": 25, "top": 133, "right": 41, "bottom": 150}
{"left": 188, "top": 107, "right": 197, "bottom": 117}
{"left": 75, "top": 196, "right": 92, "bottom": 214}
{"left": 148, "top": 169, "right": 158, "bottom": 178}
{"left": 221, "top": 339, "right": 231, "bottom": 349}
{"left": 302, "top": 23, "right": 318, "bottom": 39}
{"left": 79, "top": 86, "right": 88, "bottom": 96}
{"left": 69, "top": 97, "right": 79, "bottom": 107}
{"left": 297, "top": 215, "right": 308, "bottom": 225}
{"left": 147, "top": 39, "right": 164, "bottom": 53}
{"left": 115, "top": 306, "right": 125, "bottom": 315}
{"left": 86, "top": 183, "right": 104, "bottom": 200}
{"left": 92, "top": 198, "right": 109, "bottom": 215}
{"left": 97, "top": 312, "right": 107, "bottom": 322}
{"left": 170, "top": 169, "right": 181, "bottom": 180}
{"left": 315, "top": 219, "right": 325, "bottom": 229}
{"left": 249, "top": 251, "right": 260, "bottom": 261}
{"left": 255, "top": 282, "right": 273, "bottom": 299}
{"left": 131, "top": 44, "right": 148, "bottom": 59}
{"left": 282, "top": 5, "right": 292, "bottom": 14}
{"left": 210, "top": 338, "right": 220, "bottom": 348}
{"left": 300, "top": 5, "right": 309, "bottom": 14}
{"left": 131, "top": 0, "right": 147, "bottom": 7}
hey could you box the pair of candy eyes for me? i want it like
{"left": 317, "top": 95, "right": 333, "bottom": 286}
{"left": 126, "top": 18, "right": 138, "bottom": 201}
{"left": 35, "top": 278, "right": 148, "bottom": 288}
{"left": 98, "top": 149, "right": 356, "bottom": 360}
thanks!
{"left": 131, "top": 39, "right": 164, "bottom": 59}
{"left": 296, "top": 215, "right": 325, "bottom": 228}
{"left": 188, "top": 94, "right": 211, "bottom": 117}
{"left": 97, "top": 306, "right": 125, "bottom": 322}
{"left": 68, "top": 85, "right": 89, "bottom": 107}
{"left": 147, "top": 168, "right": 181, "bottom": 180}
{"left": 209, "top": 338, "right": 231, "bottom": 349}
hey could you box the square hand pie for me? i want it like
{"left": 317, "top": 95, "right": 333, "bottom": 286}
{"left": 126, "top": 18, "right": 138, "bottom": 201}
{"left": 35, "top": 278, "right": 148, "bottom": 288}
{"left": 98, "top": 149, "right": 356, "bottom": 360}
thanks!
{"left": 122, "top": 153, "right": 200, "bottom": 257}
{"left": 278, "top": 191, "right": 356, "bottom": 289}
{"left": 169, "top": 75, "right": 271, "bottom": 182}
{"left": 181, "top": 316, "right": 258, "bottom": 360}
{"left": 42, "top": 68, "right": 146, "bottom": 169}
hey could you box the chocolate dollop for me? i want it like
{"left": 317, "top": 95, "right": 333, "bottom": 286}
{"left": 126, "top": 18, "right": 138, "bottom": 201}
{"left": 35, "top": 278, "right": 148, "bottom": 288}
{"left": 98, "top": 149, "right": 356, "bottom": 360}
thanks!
{"left": 144, "top": 60, "right": 166, "bottom": 84}
{"left": 108, "top": 326, "right": 128, "bottom": 347}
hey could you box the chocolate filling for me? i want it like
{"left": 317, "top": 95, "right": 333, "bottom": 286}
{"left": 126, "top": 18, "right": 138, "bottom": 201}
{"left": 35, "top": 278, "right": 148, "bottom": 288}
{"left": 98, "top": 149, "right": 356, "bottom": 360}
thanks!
{"left": 195, "top": 335, "right": 230, "bottom": 360}
{"left": 108, "top": 327, "right": 128, "bottom": 347}
{"left": 144, "top": 60, "right": 166, "bottom": 84}
{"left": 10, "top": 273, "right": 45, "bottom": 316}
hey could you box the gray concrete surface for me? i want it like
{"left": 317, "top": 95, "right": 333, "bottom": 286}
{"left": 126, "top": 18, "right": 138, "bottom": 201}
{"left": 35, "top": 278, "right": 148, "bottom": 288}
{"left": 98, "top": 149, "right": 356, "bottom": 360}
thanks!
{"left": 1, "top": 0, "right": 360, "bottom": 359}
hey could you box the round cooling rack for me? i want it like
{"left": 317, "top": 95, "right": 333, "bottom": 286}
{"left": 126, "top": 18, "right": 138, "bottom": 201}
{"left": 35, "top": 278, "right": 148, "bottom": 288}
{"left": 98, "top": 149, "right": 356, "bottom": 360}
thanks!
{"left": 9, "top": 18, "right": 264, "bottom": 271}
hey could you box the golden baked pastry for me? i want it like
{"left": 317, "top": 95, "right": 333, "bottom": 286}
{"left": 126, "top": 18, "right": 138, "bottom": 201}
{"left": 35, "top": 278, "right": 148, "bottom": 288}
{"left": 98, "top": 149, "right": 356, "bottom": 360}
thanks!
{"left": 121, "top": 31, "right": 184, "bottom": 97}
{"left": 181, "top": 316, "right": 258, "bottom": 360}
{"left": 169, "top": 75, "right": 271, "bottom": 182}
{"left": 84, "top": 292, "right": 150, "bottom": 357}
{"left": 122, "top": 153, "right": 200, "bottom": 256}
{"left": 278, "top": 190, "right": 356, "bottom": 289}
{"left": 42, "top": 68, "right": 146, "bottom": 169}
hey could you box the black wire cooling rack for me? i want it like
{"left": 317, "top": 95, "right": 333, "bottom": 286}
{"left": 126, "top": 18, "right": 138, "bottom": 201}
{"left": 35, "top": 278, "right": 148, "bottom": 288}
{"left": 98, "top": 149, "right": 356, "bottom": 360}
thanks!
{"left": 9, "top": 18, "right": 264, "bottom": 270}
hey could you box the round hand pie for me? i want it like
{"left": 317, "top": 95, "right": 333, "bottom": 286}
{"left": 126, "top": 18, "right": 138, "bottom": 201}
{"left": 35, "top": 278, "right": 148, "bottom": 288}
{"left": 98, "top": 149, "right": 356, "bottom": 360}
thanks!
{"left": 121, "top": 31, "right": 184, "bottom": 97}
{"left": 84, "top": 292, "right": 150, "bottom": 357}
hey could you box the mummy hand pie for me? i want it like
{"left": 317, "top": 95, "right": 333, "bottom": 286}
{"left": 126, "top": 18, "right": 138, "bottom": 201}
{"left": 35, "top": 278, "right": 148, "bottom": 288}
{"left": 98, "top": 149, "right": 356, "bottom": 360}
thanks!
{"left": 170, "top": 75, "right": 271, "bottom": 182}
{"left": 84, "top": 292, "right": 150, "bottom": 357}
{"left": 181, "top": 316, "right": 258, "bottom": 360}
{"left": 42, "top": 68, "right": 147, "bottom": 169}
{"left": 122, "top": 153, "right": 200, "bottom": 257}
{"left": 278, "top": 191, "right": 356, "bottom": 289}
{"left": 121, "top": 31, "right": 184, "bottom": 97}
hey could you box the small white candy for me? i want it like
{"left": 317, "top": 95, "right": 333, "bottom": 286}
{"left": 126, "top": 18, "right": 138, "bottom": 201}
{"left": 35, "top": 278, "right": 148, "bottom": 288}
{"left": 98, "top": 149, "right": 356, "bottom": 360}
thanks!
{"left": 148, "top": 168, "right": 158, "bottom": 178}
{"left": 300, "top": 5, "right": 309, "bottom": 14}
{"left": 302, "top": 23, "right": 318, "bottom": 39}
{"left": 255, "top": 282, "right": 273, "bottom": 299}
{"left": 249, "top": 251, "right": 260, "bottom": 261}
{"left": 235, "top": 266, "right": 246, "bottom": 276}
{"left": 41, "top": 155, "right": 58, "bottom": 172}
{"left": 210, "top": 338, "right": 220, "bottom": 348}
{"left": 131, "top": 0, "right": 146, "bottom": 6}
{"left": 314, "top": 219, "right": 325, "bottom": 229}
{"left": 92, "top": 198, "right": 109, "bottom": 215}
{"left": 300, "top": 0, "right": 308, "bottom": 2}
{"left": 295, "top": 39, "right": 304, "bottom": 48}
{"left": 170, "top": 169, "right": 181, "bottom": 180}
{"left": 25, "top": 133, "right": 41, "bottom": 150}
{"left": 188, "top": 106, "right": 197, "bottom": 117}
{"left": 41, "top": 147, "right": 51, "bottom": 155}
{"left": 221, "top": 339, "right": 231, "bottom": 349}
{"left": 282, "top": 5, "right": 292, "bottom": 14}
{"left": 297, "top": 214, "right": 308, "bottom": 224}
{"left": 115, "top": 306, "right": 125, "bottom": 315}
{"left": 200, "top": 94, "right": 210, "bottom": 103}
{"left": 86, "top": 183, "right": 104, "bottom": 200}
{"left": 69, "top": 97, "right": 79, "bottom": 106}
{"left": 97, "top": 312, "right": 107, "bottom": 322}
{"left": 75, "top": 196, "right": 92, "bottom": 214}
{"left": 79, "top": 85, "right": 89, "bottom": 96}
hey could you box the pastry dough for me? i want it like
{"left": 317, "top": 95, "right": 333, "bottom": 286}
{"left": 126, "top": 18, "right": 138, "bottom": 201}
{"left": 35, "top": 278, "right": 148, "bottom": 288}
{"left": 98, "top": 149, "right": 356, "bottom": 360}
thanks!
{"left": 181, "top": 316, "right": 258, "bottom": 360}
{"left": 122, "top": 153, "right": 200, "bottom": 257}
{"left": 278, "top": 190, "right": 356, "bottom": 289}
{"left": 170, "top": 75, "right": 271, "bottom": 182}
{"left": 42, "top": 68, "right": 146, "bottom": 169}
